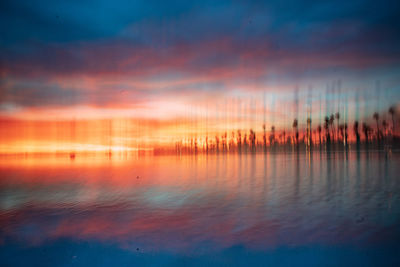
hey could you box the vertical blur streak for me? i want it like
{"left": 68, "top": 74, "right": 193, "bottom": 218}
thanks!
{"left": 0, "top": 84, "right": 399, "bottom": 154}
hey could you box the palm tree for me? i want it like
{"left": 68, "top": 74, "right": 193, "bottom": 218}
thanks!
{"left": 382, "top": 120, "right": 388, "bottom": 139}
{"left": 230, "top": 131, "right": 235, "bottom": 150}
{"left": 262, "top": 124, "right": 266, "bottom": 149}
{"left": 329, "top": 114, "right": 335, "bottom": 141}
{"left": 306, "top": 117, "right": 312, "bottom": 146}
{"left": 269, "top": 126, "right": 275, "bottom": 146}
{"left": 282, "top": 130, "right": 286, "bottom": 145}
{"left": 335, "top": 112, "right": 340, "bottom": 141}
{"left": 339, "top": 124, "right": 344, "bottom": 142}
{"left": 223, "top": 132, "right": 228, "bottom": 151}
{"left": 237, "top": 130, "right": 242, "bottom": 151}
{"left": 344, "top": 123, "right": 348, "bottom": 145}
{"left": 324, "top": 116, "right": 331, "bottom": 143}
{"left": 353, "top": 121, "right": 360, "bottom": 143}
{"left": 389, "top": 106, "right": 395, "bottom": 134}
{"left": 373, "top": 112, "right": 380, "bottom": 140}
{"left": 249, "top": 129, "right": 256, "bottom": 150}
{"left": 293, "top": 119, "right": 298, "bottom": 145}
{"left": 362, "top": 122, "right": 369, "bottom": 143}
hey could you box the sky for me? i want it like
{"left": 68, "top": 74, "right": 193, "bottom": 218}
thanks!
{"left": 1, "top": 0, "right": 400, "bottom": 151}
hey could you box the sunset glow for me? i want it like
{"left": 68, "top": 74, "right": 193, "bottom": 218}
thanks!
{"left": 1, "top": 1, "right": 400, "bottom": 154}
{"left": 1, "top": 1, "right": 400, "bottom": 266}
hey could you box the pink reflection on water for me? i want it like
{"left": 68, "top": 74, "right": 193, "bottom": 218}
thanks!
{"left": 0, "top": 151, "right": 399, "bottom": 253}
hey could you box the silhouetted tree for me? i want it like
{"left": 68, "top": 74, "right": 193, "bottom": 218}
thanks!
{"left": 269, "top": 126, "right": 275, "bottom": 146}
{"left": 362, "top": 122, "right": 369, "bottom": 143}
{"left": 389, "top": 106, "right": 395, "bottom": 134}
{"left": 335, "top": 112, "right": 340, "bottom": 141}
{"left": 324, "top": 116, "right": 331, "bottom": 143}
{"left": 262, "top": 124, "right": 267, "bottom": 149}
{"left": 382, "top": 120, "right": 388, "bottom": 139}
{"left": 339, "top": 124, "right": 344, "bottom": 142}
{"left": 329, "top": 114, "right": 335, "bottom": 141}
{"left": 292, "top": 119, "right": 298, "bottom": 145}
{"left": 306, "top": 117, "right": 312, "bottom": 146}
{"left": 232, "top": 131, "right": 237, "bottom": 150}
{"left": 215, "top": 136, "right": 220, "bottom": 152}
{"left": 176, "top": 105, "right": 399, "bottom": 155}
{"left": 353, "top": 121, "right": 360, "bottom": 144}
{"left": 249, "top": 129, "right": 256, "bottom": 150}
{"left": 237, "top": 130, "right": 242, "bottom": 151}
{"left": 373, "top": 112, "right": 380, "bottom": 140}
{"left": 222, "top": 132, "right": 227, "bottom": 151}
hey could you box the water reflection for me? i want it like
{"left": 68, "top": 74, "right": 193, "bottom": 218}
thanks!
{"left": 0, "top": 151, "right": 399, "bottom": 265}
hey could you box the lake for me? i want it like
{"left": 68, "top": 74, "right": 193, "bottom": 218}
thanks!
{"left": 0, "top": 150, "right": 399, "bottom": 266}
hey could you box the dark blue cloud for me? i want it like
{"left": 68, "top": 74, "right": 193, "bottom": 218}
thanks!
{"left": 1, "top": 0, "right": 400, "bottom": 109}
{"left": 1, "top": 0, "right": 399, "bottom": 46}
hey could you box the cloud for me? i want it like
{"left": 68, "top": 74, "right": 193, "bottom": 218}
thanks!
{"left": 1, "top": 0, "right": 399, "bottom": 112}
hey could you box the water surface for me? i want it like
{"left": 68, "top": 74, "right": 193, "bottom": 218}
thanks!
{"left": 0, "top": 150, "right": 399, "bottom": 266}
